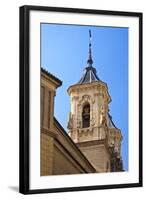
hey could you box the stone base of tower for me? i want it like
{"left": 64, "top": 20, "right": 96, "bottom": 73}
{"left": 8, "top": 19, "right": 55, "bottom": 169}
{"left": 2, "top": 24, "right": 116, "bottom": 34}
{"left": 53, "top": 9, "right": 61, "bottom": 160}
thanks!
{"left": 76, "top": 139, "right": 111, "bottom": 172}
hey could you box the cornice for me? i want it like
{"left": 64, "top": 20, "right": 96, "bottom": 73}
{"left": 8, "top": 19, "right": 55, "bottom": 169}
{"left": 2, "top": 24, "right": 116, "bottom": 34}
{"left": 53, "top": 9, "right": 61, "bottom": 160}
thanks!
{"left": 41, "top": 127, "right": 58, "bottom": 139}
{"left": 68, "top": 81, "right": 111, "bottom": 103}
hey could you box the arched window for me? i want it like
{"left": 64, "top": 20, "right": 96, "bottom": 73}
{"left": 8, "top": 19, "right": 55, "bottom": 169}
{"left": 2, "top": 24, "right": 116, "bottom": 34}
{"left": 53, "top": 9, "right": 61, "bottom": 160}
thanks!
{"left": 82, "top": 103, "right": 90, "bottom": 128}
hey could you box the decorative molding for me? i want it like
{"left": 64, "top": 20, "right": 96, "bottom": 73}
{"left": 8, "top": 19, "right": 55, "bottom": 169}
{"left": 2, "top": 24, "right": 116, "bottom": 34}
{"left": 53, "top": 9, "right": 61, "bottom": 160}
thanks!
{"left": 41, "top": 127, "right": 58, "bottom": 139}
{"left": 76, "top": 139, "right": 107, "bottom": 147}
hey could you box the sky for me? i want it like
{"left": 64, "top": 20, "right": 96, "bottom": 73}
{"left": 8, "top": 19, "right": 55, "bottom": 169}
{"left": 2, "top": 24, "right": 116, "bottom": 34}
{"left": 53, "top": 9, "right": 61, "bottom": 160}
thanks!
{"left": 41, "top": 23, "right": 128, "bottom": 171}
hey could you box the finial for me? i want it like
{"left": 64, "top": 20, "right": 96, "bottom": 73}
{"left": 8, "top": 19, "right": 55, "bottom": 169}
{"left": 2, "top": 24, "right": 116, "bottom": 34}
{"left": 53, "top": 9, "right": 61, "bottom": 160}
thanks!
{"left": 89, "top": 29, "right": 92, "bottom": 46}
{"left": 87, "top": 29, "right": 93, "bottom": 67}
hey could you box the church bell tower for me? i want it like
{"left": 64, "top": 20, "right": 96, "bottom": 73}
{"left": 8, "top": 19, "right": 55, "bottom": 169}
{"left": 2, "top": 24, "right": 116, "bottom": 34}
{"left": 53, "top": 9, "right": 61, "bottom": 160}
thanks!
{"left": 67, "top": 30, "right": 123, "bottom": 172}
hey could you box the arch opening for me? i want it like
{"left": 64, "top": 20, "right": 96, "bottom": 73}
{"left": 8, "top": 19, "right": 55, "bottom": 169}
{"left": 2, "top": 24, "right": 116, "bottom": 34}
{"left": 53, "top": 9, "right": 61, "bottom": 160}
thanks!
{"left": 82, "top": 103, "right": 90, "bottom": 128}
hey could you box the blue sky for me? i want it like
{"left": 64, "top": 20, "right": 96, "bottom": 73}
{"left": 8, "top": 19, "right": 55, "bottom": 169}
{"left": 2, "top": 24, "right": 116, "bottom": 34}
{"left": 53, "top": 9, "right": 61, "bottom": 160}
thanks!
{"left": 41, "top": 23, "right": 128, "bottom": 171}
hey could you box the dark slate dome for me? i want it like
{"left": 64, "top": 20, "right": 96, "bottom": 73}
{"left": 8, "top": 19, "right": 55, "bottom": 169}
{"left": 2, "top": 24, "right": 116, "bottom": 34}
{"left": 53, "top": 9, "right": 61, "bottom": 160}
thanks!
{"left": 78, "top": 30, "right": 100, "bottom": 84}
{"left": 78, "top": 66, "right": 100, "bottom": 84}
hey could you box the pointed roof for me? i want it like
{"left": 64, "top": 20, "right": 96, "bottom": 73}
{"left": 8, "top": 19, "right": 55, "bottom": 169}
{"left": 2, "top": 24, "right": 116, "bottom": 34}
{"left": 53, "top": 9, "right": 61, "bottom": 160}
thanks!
{"left": 78, "top": 66, "right": 100, "bottom": 83}
{"left": 78, "top": 30, "right": 100, "bottom": 84}
{"left": 107, "top": 113, "right": 118, "bottom": 129}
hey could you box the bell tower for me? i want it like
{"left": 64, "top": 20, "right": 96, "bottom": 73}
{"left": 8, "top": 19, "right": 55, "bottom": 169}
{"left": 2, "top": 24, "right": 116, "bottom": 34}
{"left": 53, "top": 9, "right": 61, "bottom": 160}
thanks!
{"left": 67, "top": 30, "right": 123, "bottom": 172}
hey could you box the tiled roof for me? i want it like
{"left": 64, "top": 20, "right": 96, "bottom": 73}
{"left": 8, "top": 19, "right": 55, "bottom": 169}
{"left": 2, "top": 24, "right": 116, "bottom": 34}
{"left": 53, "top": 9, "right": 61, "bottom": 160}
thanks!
{"left": 78, "top": 66, "right": 100, "bottom": 84}
{"left": 41, "top": 67, "right": 62, "bottom": 86}
{"left": 107, "top": 113, "right": 117, "bottom": 129}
